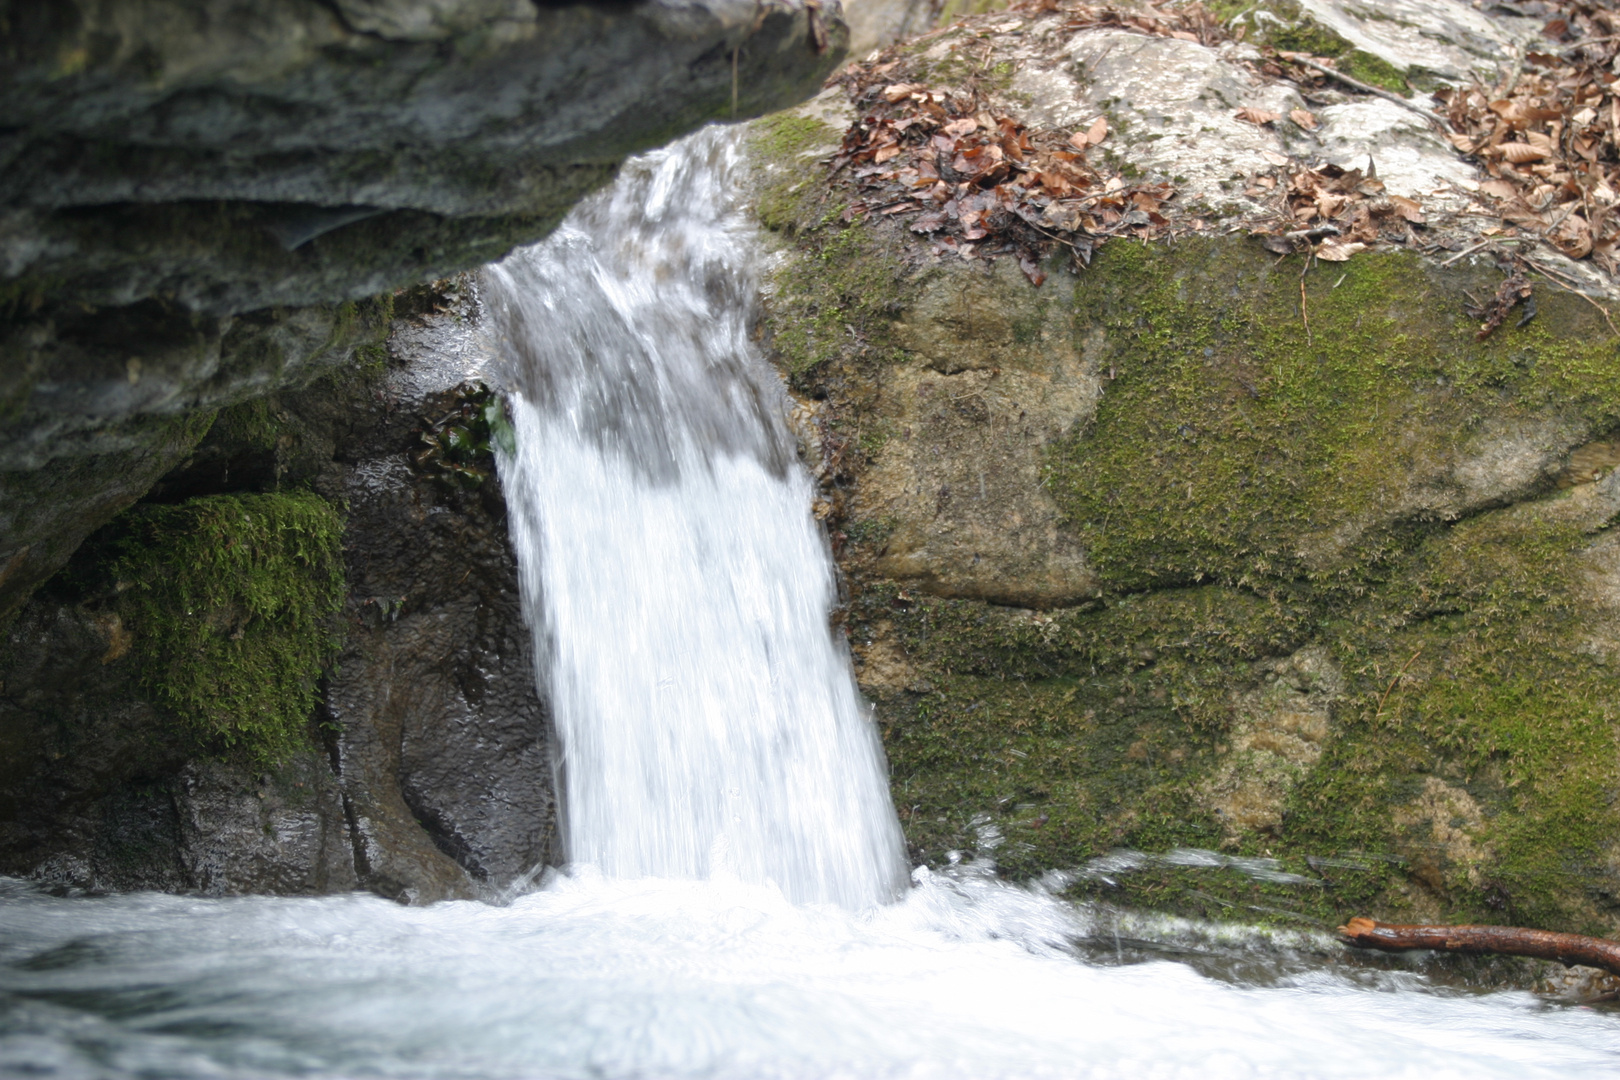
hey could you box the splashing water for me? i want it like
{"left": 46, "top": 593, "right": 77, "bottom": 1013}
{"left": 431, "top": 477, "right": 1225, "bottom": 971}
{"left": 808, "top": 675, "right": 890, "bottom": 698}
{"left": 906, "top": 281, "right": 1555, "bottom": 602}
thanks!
{"left": 483, "top": 126, "right": 907, "bottom": 908}
{"left": 4, "top": 129, "right": 1620, "bottom": 1078}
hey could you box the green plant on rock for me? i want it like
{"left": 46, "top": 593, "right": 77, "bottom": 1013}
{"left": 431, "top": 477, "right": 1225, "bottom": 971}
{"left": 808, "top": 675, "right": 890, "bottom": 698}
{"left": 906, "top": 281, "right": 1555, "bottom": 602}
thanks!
{"left": 412, "top": 382, "right": 513, "bottom": 490}
{"left": 91, "top": 492, "right": 346, "bottom": 764}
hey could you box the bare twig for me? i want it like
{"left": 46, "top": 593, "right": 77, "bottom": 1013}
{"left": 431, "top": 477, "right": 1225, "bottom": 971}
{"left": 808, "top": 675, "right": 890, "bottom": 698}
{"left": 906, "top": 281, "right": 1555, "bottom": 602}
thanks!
{"left": 1373, "top": 649, "right": 1422, "bottom": 722}
{"left": 1541, "top": 199, "right": 1582, "bottom": 239}
{"left": 1438, "top": 239, "right": 1496, "bottom": 266}
{"left": 1287, "top": 56, "right": 1448, "bottom": 130}
{"left": 1283, "top": 225, "right": 1340, "bottom": 242}
{"left": 1524, "top": 257, "right": 1620, "bottom": 337}
{"left": 1300, "top": 275, "right": 1311, "bottom": 341}
{"left": 1340, "top": 917, "right": 1620, "bottom": 978}
{"left": 1559, "top": 34, "right": 1620, "bottom": 53}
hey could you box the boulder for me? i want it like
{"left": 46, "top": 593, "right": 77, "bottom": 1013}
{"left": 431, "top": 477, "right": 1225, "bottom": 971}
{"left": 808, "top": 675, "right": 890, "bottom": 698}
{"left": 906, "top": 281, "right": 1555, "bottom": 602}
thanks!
{"left": 748, "top": 0, "right": 1620, "bottom": 932}
{"left": 0, "top": 279, "right": 553, "bottom": 902}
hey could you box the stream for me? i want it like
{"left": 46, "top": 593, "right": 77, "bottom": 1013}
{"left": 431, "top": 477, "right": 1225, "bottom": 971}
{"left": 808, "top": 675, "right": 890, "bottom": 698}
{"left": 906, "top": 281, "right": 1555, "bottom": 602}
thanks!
{"left": 3, "top": 127, "right": 1619, "bottom": 1079}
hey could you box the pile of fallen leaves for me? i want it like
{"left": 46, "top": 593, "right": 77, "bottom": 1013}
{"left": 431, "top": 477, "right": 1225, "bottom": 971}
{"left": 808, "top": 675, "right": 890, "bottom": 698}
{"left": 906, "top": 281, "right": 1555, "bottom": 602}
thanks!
{"left": 1011, "top": 0, "right": 1229, "bottom": 41}
{"left": 830, "top": 11, "right": 1200, "bottom": 281}
{"left": 1432, "top": 2, "right": 1620, "bottom": 273}
{"left": 824, "top": 0, "right": 1620, "bottom": 303}
{"left": 1244, "top": 157, "right": 1429, "bottom": 262}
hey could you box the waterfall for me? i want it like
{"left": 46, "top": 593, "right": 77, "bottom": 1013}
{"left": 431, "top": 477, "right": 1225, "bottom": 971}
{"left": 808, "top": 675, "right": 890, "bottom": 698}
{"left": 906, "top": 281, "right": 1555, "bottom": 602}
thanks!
{"left": 484, "top": 127, "right": 909, "bottom": 908}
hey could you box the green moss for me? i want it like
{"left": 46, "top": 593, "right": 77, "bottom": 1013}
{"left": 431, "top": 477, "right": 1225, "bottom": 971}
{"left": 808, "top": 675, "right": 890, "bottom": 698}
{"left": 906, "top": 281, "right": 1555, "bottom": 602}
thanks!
{"left": 80, "top": 492, "right": 346, "bottom": 765}
{"left": 934, "top": 0, "right": 1009, "bottom": 26}
{"left": 748, "top": 109, "right": 921, "bottom": 384}
{"left": 751, "top": 111, "right": 841, "bottom": 165}
{"left": 1339, "top": 49, "right": 1409, "bottom": 94}
{"left": 758, "top": 77, "right": 1620, "bottom": 927}
{"left": 822, "top": 236, "right": 1620, "bottom": 930}
{"left": 209, "top": 397, "right": 281, "bottom": 457}
{"left": 1044, "top": 240, "right": 1619, "bottom": 594}
{"left": 863, "top": 584, "right": 1310, "bottom": 877}
{"left": 1263, "top": 17, "right": 1353, "bottom": 59}
{"left": 1222, "top": 4, "right": 1410, "bottom": 94}
{"left": 1288, "top": 508, "right": 1620, "bottom": 930}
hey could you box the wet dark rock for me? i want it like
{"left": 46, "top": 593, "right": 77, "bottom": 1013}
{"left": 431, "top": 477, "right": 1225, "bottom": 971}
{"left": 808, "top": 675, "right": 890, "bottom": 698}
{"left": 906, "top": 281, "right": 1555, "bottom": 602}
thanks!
{"left": 1, "top": 0, "right": 845, "bottom": 314}
{"left": 0, "top": 601, "right": 357, "bottom": 895}
{"left": 0, "top": 281, "right": 554, "bottom": 903}
{"left": 320, "top": 282, "right": 555, "bottom": 902}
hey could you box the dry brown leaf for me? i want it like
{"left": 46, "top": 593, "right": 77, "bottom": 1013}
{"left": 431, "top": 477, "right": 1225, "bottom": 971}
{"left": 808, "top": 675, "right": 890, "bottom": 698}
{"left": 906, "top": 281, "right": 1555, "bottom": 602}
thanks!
{"left": 1236, "top": 107, "right": 1281, "bottom": 126}
{"left": 882, "top": 83, "right": 920, "bottom": 103}
{"left": 1289, "top": 108, "right": 1318, "bottom": 131}
{"left": 1261, "top": 149, "right": 1291, "bottom": 167}
{"left": 942, "top": 118, "right": 978, "bottom": 137}
{"left": 1388, "top": 195, "right": 1426, "bottom": 223}
{"left": 1479, "top": 179, "right": 1520, "bottom": 200}
{"left": 1500, "top": 142, "right": 1548, "bottom": 163}
{"left": 1446, "top": 133, "right": 1477, "bottom": 153}
{"left": 1316, "top": 241, "right": 1367, "bottom": 262}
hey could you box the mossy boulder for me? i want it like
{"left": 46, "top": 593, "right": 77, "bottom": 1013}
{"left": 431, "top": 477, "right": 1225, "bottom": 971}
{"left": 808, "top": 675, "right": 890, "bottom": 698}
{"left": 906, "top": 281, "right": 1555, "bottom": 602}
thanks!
{"left": 747, "top": 25, "right": 1620, "bottom": 932}
{"left": 72, "top": 491, "right": 347, "bottom": 764}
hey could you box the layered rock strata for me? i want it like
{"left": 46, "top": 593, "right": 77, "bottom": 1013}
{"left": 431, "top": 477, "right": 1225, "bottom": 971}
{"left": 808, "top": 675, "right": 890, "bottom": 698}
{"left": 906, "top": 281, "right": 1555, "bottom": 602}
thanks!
{"left": 0, "top": 0, "right": 847, "bottom": 623}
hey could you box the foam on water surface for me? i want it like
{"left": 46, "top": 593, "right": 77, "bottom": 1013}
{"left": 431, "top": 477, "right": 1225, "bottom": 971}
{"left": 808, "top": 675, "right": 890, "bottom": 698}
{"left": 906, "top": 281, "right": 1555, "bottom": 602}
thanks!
{"left": 3, "top": 872, "right": 1619, "bottom": 1079}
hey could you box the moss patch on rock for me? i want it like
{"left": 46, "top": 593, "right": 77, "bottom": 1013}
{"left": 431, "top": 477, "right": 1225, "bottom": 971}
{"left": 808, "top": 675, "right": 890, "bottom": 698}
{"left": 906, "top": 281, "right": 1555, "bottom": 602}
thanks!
{"left": 1045, "top": 239, "right": 1620, "bottom": 593}
{"left": 749, "top": 114, "right": 917, "bottom": 388}
{"left": 74, "top": 492, "right": 346, "bottom": 765}
{"left": 815, "top": 236, "right": 1620, "bottom": 931}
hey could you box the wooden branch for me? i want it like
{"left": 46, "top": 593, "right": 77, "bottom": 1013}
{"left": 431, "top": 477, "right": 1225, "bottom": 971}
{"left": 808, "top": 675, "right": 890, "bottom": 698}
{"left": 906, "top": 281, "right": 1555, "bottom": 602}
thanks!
{"left": 1285, "top": 56, "right": 1449, "bottom": 130}
{"left": 1338, "top": 916, "right": 1620, "bottom": 977}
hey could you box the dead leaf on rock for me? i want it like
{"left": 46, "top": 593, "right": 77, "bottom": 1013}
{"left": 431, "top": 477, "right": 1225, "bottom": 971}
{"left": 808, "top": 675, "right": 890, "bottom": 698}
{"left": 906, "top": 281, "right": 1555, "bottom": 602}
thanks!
{"left": 1261, "top": 150, "right": 1291, "bottom": 167}
{"left": 1236, "top": 108, "right": 1281, "bottom": 126}
{"left": 1289, "top": 108, "right": 1318, "bottom": 131}
{"left": 1388, "top": 195, "right": 1426, "bottom": 223}
{"left": 1500, "top": 142, "right": 1548, "bottom": 163}
{"left": 1315, "top": 240, "right": 1367, "bottom": 261}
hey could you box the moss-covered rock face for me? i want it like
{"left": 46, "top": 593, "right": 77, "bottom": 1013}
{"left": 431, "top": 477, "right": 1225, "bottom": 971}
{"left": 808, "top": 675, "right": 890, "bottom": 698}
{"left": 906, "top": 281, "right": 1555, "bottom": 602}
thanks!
{"left": 749, "top": 90, "right": 1620, "bottom": 933}
{"left": 71, "top": 492, "right": 346, "bottom": 765}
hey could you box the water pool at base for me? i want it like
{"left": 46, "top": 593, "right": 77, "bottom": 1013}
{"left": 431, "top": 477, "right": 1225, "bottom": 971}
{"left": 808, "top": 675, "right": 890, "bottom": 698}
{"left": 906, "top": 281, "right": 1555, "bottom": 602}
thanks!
{"left": 8, "top": 127, "right": 1617, "bottom": 1079}
{"left": 3, "top": 870, "right": 1619, "bottom": 1079}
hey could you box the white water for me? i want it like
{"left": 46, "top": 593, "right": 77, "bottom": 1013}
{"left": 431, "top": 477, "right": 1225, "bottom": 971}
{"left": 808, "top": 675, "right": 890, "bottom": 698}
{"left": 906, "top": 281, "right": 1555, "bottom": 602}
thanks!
{"left": 484, "top": 128, "right": 906, "bottom": 908}
{"left": 4, "top": 128, "right": 1620, "bottom": 1078}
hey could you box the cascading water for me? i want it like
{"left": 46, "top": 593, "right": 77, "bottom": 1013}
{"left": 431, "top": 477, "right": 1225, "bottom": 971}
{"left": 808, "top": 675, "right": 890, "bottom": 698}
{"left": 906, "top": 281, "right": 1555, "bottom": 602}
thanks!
{"left": 482, "top": 127, "right": 907, "bottom": 908}
{"left": 4, "top": 128, "right": 1620, "bottom": 1080}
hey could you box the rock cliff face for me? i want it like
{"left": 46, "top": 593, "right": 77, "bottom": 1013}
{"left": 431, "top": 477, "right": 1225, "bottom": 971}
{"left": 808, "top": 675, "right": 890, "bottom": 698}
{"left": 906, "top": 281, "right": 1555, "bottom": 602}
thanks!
{"left": 0, "top": 280, "right": 552, "bottom": 900}
{"left": 0, "top": 0, "right": 847, "bottom": 624}
{"left": 0, "top": 0, "right": 845, "bottom": 901}
{"left": 749, "top": 0, "right": 1620, "bottom": 933}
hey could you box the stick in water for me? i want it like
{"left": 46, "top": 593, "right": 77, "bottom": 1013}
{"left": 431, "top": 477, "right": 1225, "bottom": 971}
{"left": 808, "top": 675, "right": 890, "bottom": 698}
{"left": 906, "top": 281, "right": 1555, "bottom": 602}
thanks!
{"left": 1339, "top": 917, "right": 1620, "bottom": 977}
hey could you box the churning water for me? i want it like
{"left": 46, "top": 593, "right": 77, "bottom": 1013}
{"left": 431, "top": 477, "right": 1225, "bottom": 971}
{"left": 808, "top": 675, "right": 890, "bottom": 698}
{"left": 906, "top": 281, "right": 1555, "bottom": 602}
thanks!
{"left": 4, "top": 127, "right": 1620, "bottom": 1078}
{"left": 484, "top": 128, "right": 906, "bottom": 909}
